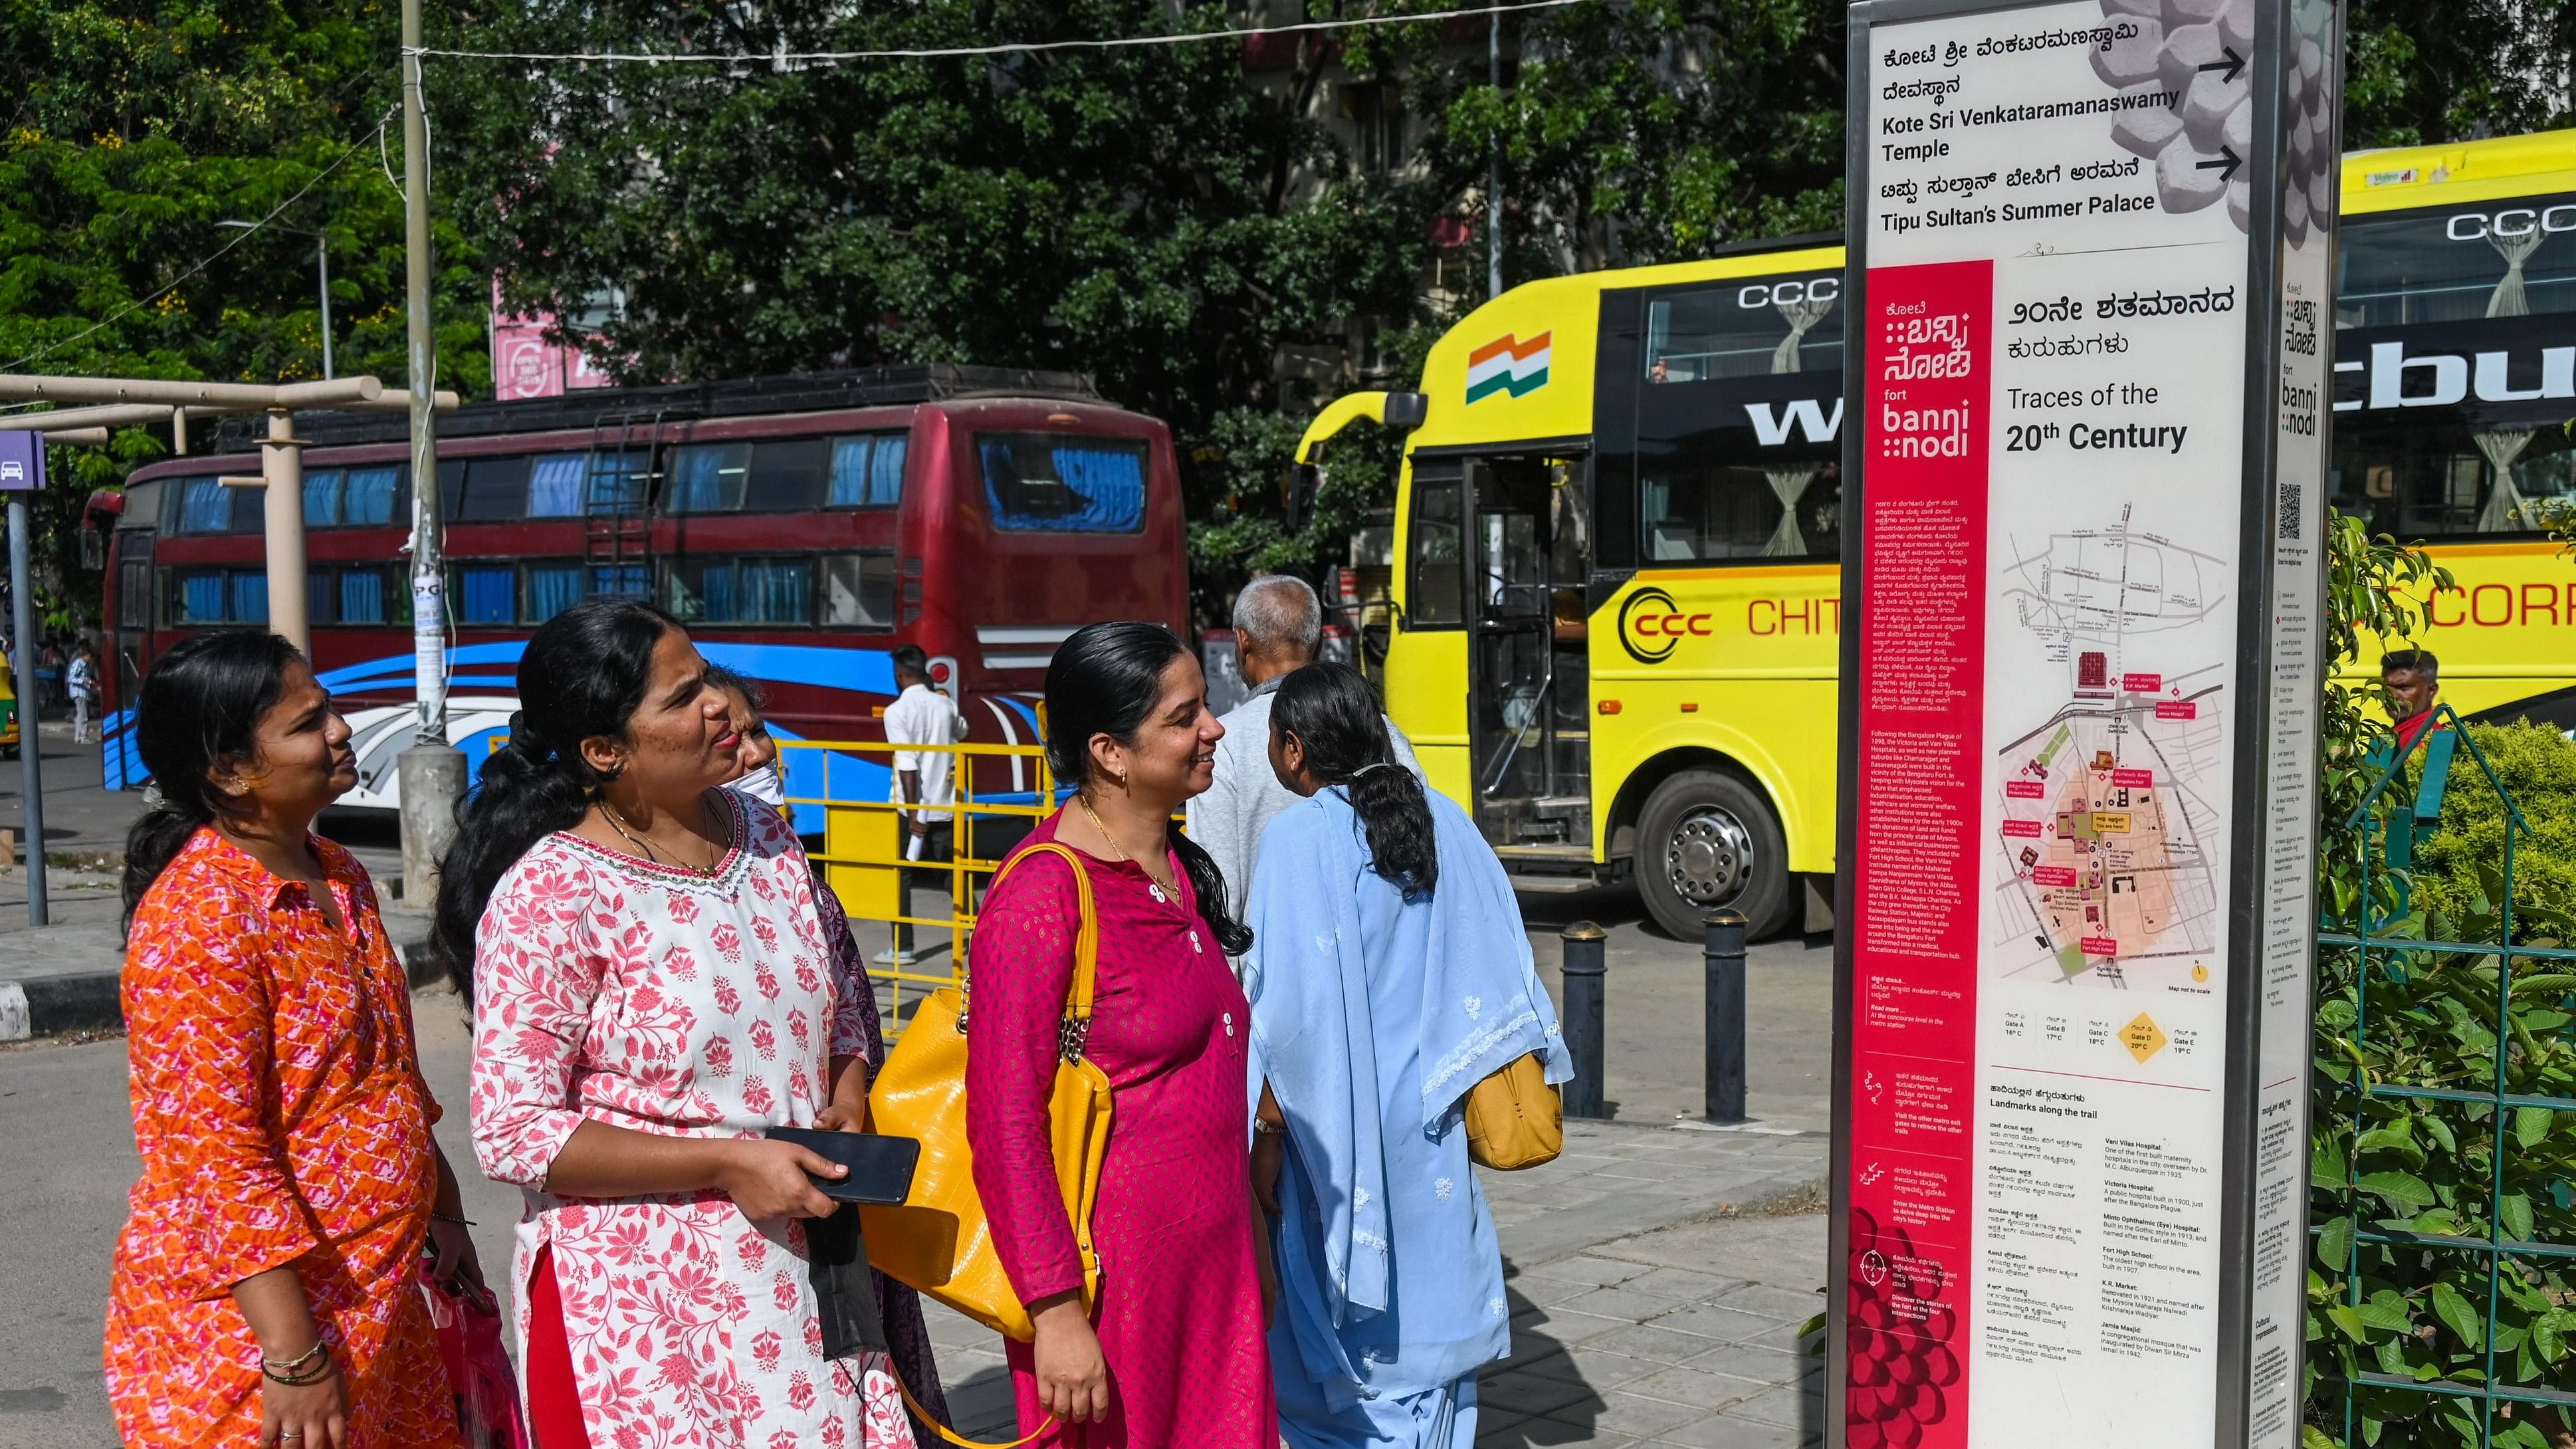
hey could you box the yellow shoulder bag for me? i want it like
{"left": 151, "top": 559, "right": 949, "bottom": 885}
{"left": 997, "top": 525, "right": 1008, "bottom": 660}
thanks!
{"left": 860, "top": 841, "right": 1112, "bottom": 1351}
{"left": 1464, "top": 1052, "right": 1563, "bottom": 1170}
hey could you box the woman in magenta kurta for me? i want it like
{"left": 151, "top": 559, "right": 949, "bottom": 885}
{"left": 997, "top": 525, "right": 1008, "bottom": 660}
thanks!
{"left": 965, "top": 621, "right": 1275, "bottom": 1447}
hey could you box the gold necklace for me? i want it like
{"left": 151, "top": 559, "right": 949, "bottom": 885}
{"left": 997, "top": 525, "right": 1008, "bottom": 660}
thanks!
{"left": 1077, "top": 793, "right": 1176, "bottom": 895}
{"left": 600, "top": 798, "right": 725, "bottom": 878}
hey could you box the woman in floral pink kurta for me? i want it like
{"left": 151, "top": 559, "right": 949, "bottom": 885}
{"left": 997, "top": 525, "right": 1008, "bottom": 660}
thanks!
{"left": 470, "top": 791, "right": 916, "bottom": 1449}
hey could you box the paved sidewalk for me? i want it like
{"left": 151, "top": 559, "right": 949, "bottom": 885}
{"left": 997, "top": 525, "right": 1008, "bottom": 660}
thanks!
{"left": 916, "top": 1119, "right": 1830, "bottom": 1448}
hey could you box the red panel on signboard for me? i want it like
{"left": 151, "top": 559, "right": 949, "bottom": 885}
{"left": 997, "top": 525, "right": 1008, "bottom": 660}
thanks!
{"left": 1846, "top": 259, "right": 1990, "bottom": 1449}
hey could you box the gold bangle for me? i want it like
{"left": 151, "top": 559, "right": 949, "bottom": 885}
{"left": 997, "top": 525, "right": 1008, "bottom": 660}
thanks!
{"left": 263, "top": 1340, "right": 326, "bottom": 1375}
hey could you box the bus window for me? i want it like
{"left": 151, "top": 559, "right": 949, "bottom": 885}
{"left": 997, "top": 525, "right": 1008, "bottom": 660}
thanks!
{"left": 344, "top": 467, "right": 403, "bottom": 525}
{"left": 665, "top": 556, "right": 815, "bottom": 624}
{"left": 2331, "top": 192, "right": 2576, "bottom": 538}
{"left": 334, "top": 567, "right": 393, "bottom": 625}
{"left": 978, "top": 434, "right": 1147, "bottom": 532}
{"left": 1410, "top": 479, "right": 1465, "bottom": 625}
{"left": 526, "top": 564, "right": 583, "bottom": 623}
{"left": 177, "top": 478, "right": 260, "bottom": 534}
{"left": 744, "top": 440, "right": 830, "bottom": 512}
{"left": 457, "top": 565, "right": 518, "bottom": 623}
{"left": 588, "top": 451, "right": 652, "bottom": 512}
{"left": 1640, "top": 463, "right": 1844, "bottom": 563}
{"left": 669, "top": 443, "right": 750, "bottom": 512}
{"left": 118, "top": 551, "right": 153, "bottom": 629}
{"left": 305, "top": 470, "right": 344, "bottom": 526}
{"left": 230, "top": 572, "right": 268, "bottom": 623}
{"left": 591, "top": 564, "right": 649, "bottom": 600}
{"left": 1644, "top": 273, "right": 1842, "bottom": 382}
{"left": 528, "top": 455, "right": 588, "bottom": 516}
{"left": 827, "top": 434, "right": 906, "bottom": 507}
{"left": 448, "top": 456, "right": 532, "bottom": 522}
{"left": 821, "top": 553, "right": 897, "bottom": 629}
{"left": 174, "top": 570, "right": 227, "bottom": 624}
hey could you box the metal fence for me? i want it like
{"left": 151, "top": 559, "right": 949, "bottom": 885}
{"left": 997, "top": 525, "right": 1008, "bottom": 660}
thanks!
{"left": 776, "top": 734, "right": 1062, "bottom": 1028}
{"left": 2311, "top": 703, "right": 2576, "bottom": 1449}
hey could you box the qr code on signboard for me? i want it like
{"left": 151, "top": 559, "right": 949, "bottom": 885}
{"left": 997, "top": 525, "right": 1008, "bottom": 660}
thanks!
{"left": 2276, "top": 481, "right": 2303, "bottom": 542}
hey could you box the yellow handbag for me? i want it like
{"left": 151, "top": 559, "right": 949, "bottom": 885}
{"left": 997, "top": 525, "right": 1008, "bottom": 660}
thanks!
{"left": 1465, "top": 1052, "right": 1563, "bottom": 1170}
{"left": 860, "top": 842, "right": 1113, "bottom": 1345}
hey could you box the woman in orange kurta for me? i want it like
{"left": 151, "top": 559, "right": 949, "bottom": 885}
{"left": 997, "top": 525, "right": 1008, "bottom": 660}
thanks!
{"left": 106, "top": 628, "right": 481, "bottom": 1449}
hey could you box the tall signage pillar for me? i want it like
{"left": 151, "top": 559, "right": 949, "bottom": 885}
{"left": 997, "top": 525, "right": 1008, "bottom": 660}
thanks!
{"left": 1830, "top": 1, "right": 2340, "bottom": 1446}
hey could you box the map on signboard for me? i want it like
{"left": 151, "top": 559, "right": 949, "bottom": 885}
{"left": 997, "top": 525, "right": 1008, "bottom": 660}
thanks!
{"left": 1990, "top": 506, "right": 2226, "bottom": 991}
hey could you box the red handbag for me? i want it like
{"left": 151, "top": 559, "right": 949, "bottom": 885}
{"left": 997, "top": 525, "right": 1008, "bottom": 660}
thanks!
{"left": 420, "top": 1268, "right": 528, "bottom": 1449}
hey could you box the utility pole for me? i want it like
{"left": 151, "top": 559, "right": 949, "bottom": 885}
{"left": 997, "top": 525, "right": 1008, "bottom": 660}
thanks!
{"left": 317, "top": 232, "right": 333, "bottom": 381}
{"left": 396, "top": 0, "right": 465, "bottom": 909}
{"left": 1489, "top": 12, "right": 1504, "bottom": 302}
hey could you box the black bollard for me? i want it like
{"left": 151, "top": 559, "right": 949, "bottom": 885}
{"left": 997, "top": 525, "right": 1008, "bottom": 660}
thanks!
{"left": 1704, "top": 909, "right": 1747, "bottom": 1124}
{"left": 1559, "top": 921, "right": 1608, "bottom": 1119}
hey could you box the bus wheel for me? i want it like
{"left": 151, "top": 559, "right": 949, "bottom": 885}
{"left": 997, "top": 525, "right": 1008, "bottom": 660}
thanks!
{"left": 1636, "top": 770, "right": 1790, "bottom": 943}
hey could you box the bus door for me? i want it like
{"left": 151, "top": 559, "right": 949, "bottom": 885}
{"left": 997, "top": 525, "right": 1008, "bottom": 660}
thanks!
{"left": 110, "top": 528, "right": 154, "bottom": 785}
{"left": 1463, "top": 453, "right": 1592, "bottom": 857}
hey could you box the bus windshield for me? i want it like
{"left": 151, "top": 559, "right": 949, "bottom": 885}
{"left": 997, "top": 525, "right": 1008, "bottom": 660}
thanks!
{"left": 2332, "top": 193, "right": 2576, "bottom": 538}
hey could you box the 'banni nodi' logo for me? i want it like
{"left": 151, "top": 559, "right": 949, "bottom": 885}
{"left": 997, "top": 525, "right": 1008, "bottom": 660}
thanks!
{"left": 1465, "top": 332, "right": 1551, "bottom": 403}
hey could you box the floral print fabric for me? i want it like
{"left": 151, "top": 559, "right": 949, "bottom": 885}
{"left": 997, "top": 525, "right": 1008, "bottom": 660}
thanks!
{"left": 468, "top": 793, "right": 916, "bottom": 1449}
{"left": 107, "top": 828, "right": 459, "bottom": 1449}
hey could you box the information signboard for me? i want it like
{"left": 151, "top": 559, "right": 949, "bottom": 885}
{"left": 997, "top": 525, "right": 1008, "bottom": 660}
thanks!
{"left": 1829, "top": 1, "right": 2339, "bottom": 1445}
{"left": 0, "top": 431, "right": 45, "bottom": 493}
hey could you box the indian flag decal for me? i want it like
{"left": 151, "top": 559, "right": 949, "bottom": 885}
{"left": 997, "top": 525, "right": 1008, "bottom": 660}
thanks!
{"left": 1465, "top": 332, "right": 1551, "bottom": 403}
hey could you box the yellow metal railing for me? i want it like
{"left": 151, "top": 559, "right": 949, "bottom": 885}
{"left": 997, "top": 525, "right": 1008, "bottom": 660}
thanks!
{"left": 776, "top": 735, "right": 1062, "bottom": 1030}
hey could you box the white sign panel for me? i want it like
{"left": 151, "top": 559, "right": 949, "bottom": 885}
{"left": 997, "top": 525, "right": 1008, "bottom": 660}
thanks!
{"left": 1832, "top": 1, "right": 2336, "bottom": 1446}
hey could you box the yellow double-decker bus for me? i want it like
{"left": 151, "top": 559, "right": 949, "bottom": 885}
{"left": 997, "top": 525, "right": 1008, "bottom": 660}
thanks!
{"left": 1301, "top": 128, "right": 2576, "bottom": 941}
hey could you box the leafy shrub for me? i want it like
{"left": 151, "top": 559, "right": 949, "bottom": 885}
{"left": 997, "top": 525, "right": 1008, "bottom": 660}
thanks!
{"left": 2415, "top": 723, "right": 2576, "bottom": 945}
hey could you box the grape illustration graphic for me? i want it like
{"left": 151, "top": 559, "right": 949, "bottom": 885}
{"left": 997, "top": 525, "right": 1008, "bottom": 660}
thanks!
{"left": 1844, "top": 1206, "right": 1962, "bottom": 1449}
{"left": 2092, "top": 0, "right": 2336, "bottom": 241}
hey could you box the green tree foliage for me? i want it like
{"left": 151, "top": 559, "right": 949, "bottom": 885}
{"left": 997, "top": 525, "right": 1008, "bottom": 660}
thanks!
{"left": 425, "top": 0, "right": 1848, "bottom": 603}
{"left": 0, "top": 0, "right": 489, "bottom": 629}
{"left": 2342, "top": 0, "right": 2575, "bottom": 149}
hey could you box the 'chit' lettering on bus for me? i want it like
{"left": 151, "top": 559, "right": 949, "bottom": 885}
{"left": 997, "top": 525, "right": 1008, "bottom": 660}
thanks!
{"left": 1748, "top": 598, "right": 1843, "bottom": 635}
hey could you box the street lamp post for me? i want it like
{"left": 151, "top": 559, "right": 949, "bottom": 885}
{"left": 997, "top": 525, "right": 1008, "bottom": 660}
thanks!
{"left": 215, "top": 221, "right": 333, "bottom": 381}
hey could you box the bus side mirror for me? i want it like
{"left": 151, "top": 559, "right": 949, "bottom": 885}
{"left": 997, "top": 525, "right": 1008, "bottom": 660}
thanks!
{"left": 1283, "top": 463, "right": 1321, "bottom": 532}
{"left": 1383, "top": 391, "right": 1429, "bottom": 430}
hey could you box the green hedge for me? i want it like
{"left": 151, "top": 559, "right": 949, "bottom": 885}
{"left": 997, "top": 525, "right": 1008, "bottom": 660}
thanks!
{"left": 2415, "top": 722, "right": 2576, "bottom": 945}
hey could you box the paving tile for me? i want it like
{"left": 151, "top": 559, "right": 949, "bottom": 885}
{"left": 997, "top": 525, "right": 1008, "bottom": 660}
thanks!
{"left": 1471, "top": 1408, "right": 1533, "bottom": 1446}
{"left": 1744, "top": 1319, "right": 1825, "bottom": 1352}
{"left": 1539, "top": 1387, "right": 1708, "bottom": 1439}
{"left": 1618, "top": 1266, "right": 1745, "bottom": 1301}
{"left": 1524, "top": 1254, "right": 1662, "bottom": 1289}
{"left": 1649, "top": 1411, "right": 1810, "bottom": 1448}
{"left": 1513, "top": 1306, "right": 1642, "bottom": 1346}
{"left": 1671, "top": 1341, "right": 1806, "bottom": 1388}
{"left": 1723, "top": 1383, "right": 1821, "bottom": 1430}
{"left": 1555, "top": 1283, "right": 1705, "bottom": 1323}
{"left": 1713, "top": 1282, "right": 1833, "bottom": 1321}
{"left": 1653, "top": 1303, "right": 1794, "bottom": 1344}
{"left": 1480, "top": 1369, "right": 1600, "bottom": 1419}
{"left": 1618, "top": 1363, "right": 1777, "bottom": 1413}
{"left": 1587, "top": 1321, "right": 1744, "bottom": 1367}
{"left": 1539, "top": 1343, "right": 1668, "bottom": 1393}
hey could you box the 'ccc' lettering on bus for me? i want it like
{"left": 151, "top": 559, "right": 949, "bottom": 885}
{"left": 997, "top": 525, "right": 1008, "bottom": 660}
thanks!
{"left": 1618, "top": 587, "right": 1711, "bottom": 663}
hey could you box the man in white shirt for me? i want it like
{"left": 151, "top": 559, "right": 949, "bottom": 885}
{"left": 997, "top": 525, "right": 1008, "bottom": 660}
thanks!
{"left": 882, "top": 645, "right": 969, "bottom": 964}
{"left": 1186, "top": 575, "right": 1422, "bottom": 949}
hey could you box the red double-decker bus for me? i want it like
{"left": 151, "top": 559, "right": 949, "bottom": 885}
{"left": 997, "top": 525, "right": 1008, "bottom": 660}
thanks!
{"left": 94, "top": 364, "right": 1189, "bottom": 816}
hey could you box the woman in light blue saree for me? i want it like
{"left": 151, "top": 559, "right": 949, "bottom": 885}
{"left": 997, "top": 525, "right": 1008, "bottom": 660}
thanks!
{"left": 1242, "top": 662, "right": 1573, "bottom": 1449}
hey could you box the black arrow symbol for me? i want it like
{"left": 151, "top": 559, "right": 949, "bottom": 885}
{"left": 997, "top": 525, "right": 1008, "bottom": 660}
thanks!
{"left": 2197, "top": 46, "right": 2246, "bottom": 83}
{"left": 2197, "top": 146, "right": 2243, "bottom": 183}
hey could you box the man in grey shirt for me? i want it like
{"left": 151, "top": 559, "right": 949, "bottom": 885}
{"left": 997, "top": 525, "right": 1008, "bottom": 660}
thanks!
{"left": 1187, "top": 575, "right": 1422, "bottom": 950}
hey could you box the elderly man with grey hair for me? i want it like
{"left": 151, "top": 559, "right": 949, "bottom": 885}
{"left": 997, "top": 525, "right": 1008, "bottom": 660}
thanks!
{"left": 1187, "top": 574, "right": 1422, "bottom": 955}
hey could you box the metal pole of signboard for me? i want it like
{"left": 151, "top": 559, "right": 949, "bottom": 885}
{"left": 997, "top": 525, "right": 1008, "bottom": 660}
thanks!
{"left": 9, "top": 487, "right": 45, "bottom": 927}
